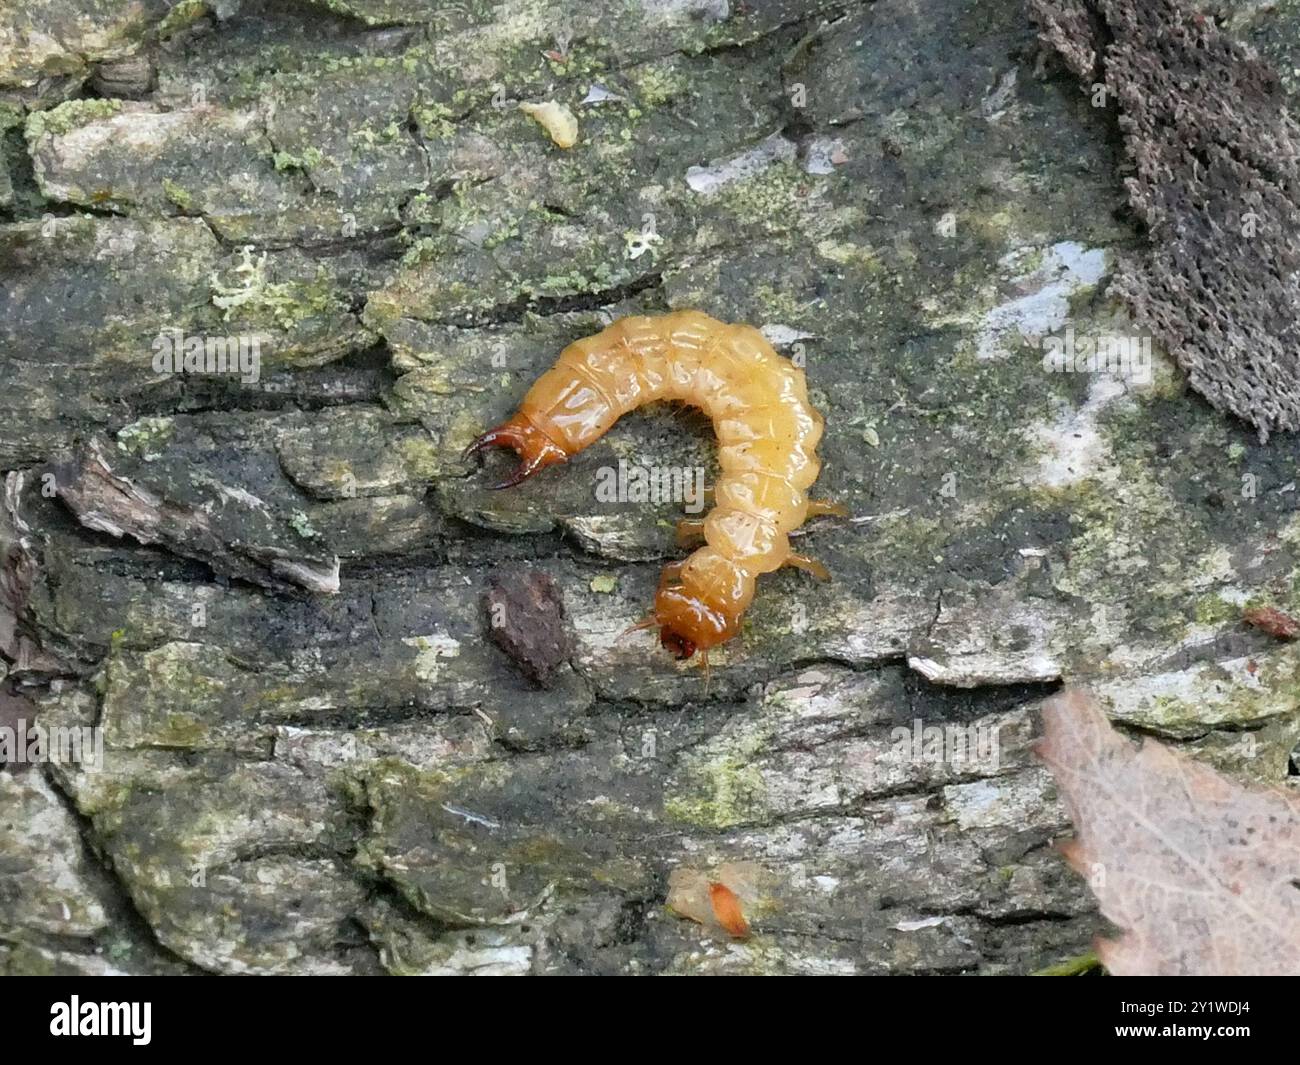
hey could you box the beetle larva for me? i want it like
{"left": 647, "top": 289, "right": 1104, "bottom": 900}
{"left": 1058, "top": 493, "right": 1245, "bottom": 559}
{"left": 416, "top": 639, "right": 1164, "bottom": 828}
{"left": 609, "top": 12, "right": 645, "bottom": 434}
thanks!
{"left": 465, "top": 311, "right": 844, "bottom": 662}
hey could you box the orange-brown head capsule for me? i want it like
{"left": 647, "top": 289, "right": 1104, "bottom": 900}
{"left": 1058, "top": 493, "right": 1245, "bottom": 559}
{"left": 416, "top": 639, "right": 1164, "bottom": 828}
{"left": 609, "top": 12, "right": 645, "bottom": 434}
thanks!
{"left": 653, "top": 580, "right": 739, "bottom": 659}
{"left": 659, "top": 628, "right": 696, "bottom": 660}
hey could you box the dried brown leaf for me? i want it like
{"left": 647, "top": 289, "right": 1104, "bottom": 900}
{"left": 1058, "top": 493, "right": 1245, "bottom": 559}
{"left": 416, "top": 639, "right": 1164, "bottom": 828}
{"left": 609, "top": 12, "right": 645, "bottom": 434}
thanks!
{"left": 482, "top": 565, "right": 574, "bottom": 686}
{"left": 1036, "top": 687, "right": 1300, "bottom": 975}
{"left": 1243, "top": 606, "right": 1300, "bottom": 640}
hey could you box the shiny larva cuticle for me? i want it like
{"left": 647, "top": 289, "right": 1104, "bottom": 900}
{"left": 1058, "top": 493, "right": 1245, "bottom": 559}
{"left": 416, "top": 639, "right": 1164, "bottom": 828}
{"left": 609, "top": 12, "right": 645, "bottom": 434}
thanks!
{"left": 465, "top": 311, "right": 833, "bottom": 661}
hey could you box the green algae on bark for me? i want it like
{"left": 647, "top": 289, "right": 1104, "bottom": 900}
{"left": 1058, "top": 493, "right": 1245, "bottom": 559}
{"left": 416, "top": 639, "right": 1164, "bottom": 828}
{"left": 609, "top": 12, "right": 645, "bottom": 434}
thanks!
{"left": 3, "top": 0, "right": 1298, "bottom": 976}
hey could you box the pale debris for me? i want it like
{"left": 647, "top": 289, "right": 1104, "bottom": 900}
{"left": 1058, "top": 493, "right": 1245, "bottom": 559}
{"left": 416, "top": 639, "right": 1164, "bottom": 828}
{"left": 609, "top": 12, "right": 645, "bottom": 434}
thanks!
{"left": 520, "top": 100, "right": 579, "bottom": 148}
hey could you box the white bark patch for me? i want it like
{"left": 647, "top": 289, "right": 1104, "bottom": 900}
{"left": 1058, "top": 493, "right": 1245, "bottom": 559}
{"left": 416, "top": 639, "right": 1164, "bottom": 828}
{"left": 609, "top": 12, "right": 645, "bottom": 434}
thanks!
{"left": 685, "top": 132, "right": 796, "bottom": 194}
{"left": 976, "top": 241, "right": 1107, "bottom": 360}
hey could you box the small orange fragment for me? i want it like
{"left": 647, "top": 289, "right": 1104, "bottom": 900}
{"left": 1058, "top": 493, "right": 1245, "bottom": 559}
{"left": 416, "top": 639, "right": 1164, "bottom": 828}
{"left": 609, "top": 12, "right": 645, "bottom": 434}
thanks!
{"left": 667, "top": 861, "right": 766, "bottom": 939}
{"left": 708, "top": 881, "right": 751, "bottom": 939}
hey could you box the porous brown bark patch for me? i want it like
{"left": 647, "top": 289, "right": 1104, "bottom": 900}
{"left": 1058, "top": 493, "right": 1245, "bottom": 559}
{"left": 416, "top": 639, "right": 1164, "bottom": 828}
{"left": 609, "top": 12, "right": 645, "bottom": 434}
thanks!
{"left": 1031, "top": 0, "right": 1300, "bottom": 438}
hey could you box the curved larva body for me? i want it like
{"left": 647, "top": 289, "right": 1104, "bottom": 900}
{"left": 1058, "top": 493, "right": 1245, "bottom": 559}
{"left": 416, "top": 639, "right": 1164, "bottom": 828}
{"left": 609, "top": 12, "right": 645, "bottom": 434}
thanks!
{"left": 467, "top": 311, "right": 828, "bottom": 658}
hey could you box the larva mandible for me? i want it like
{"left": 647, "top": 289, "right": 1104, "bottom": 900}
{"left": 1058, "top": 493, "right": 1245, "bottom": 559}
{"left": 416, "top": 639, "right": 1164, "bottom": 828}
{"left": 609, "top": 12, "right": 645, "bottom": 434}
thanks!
{"left": 465, "top": 311, "right": 845, "bottom": 662}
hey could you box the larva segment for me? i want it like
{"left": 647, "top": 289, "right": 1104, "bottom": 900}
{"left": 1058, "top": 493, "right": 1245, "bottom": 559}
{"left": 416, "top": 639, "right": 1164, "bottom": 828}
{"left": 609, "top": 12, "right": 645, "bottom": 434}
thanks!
{"left": 466, "top": 312, "right": 837, "bottom": 660}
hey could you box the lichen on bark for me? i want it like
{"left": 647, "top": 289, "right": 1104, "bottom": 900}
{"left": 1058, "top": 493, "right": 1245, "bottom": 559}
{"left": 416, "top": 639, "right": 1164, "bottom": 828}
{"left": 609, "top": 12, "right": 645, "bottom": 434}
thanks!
{"left": 2, "top": 0, "right": 1298, "bottom": 976}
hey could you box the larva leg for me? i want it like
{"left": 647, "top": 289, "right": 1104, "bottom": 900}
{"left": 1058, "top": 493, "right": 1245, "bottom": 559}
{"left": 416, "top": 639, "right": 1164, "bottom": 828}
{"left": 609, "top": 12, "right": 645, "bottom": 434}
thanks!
{"left": 784, "top": 552, "right": 831, "bottom": 581}
{"left": 678, "top": 485, "right": 713, "bottom": 516}
{"left": 675, "top": 518, "right": 707, "bottom": 547}
{"left": 806, "top": 499, "right": 849, "bottom": 518}
{"left": 618, "top": 613, "right": 659, "bottom": 641}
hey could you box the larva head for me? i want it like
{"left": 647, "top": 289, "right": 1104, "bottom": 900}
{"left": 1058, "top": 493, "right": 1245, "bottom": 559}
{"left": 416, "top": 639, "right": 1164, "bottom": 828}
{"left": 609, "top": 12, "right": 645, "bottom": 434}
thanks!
{"left": 659, "top": 627, "right": 696, "bottom": 660}
{"left": 654, "top": 584, "right": 737, "bottom": 660}
{"left": 463, "top": 413, "right": 569, "bottom": 489}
